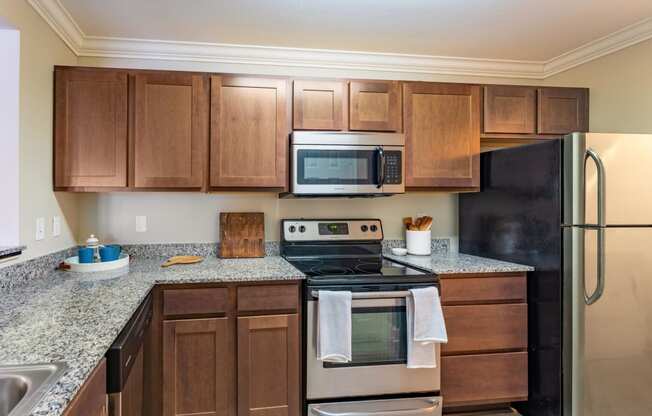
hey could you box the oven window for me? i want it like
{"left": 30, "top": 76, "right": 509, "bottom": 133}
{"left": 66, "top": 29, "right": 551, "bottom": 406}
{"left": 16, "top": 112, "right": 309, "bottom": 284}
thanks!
{"left": 324, "top": 306, "right": 407, "bottom": 368}
{"left": 297, "top": 149, "right": 378, "bottom": 185}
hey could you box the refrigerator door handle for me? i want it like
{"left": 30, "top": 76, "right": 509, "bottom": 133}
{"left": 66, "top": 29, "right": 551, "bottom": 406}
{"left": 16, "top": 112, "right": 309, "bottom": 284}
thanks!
{"left": 584, "top": 148, "right": 606, "bottom": 305}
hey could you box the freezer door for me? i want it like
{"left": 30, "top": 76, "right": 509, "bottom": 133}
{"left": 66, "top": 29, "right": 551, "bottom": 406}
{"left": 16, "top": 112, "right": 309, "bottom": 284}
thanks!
{"left": 563, "top": 132, "right": 652, "bottom": 226}
{"left": 564, "top": 226, "right": 652, "bottom": 416}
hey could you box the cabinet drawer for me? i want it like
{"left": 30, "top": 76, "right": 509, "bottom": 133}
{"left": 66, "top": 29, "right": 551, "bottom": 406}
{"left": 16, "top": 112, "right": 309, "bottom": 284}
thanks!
{"left": 442, "top": 304, "right": 527, "bottom": 355}
{"left": 163, "top": 288, "right": 229, "bottom": 317}
{"left": 440, "top": 274, "right": 526, "bottom": 304}
{"left": 441, "top": 352, "right": 528, "bottom": 407}
{"left": 237, "top": 284, "right": 299, "bottom": 314}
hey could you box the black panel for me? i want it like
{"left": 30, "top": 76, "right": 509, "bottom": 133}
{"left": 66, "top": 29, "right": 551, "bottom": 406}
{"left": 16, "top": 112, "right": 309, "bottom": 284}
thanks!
{"left": 459, "top": 140, "right": 563, "bottom": 416}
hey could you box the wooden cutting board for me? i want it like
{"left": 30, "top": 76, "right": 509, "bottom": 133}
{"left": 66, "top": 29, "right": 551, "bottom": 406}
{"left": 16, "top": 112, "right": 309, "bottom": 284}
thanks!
{"left": 219, "top": 212, "right": 265, "bottom": 258}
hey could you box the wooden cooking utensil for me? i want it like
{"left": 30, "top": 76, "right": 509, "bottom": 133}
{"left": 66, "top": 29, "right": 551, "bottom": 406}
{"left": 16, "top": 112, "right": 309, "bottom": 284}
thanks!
{"left": 219, "top": 212, "right": 265, "bottom": 258}
{"left": 418, "top": 216, "right": 433, "bottom": 231}
{"left": 161, "top": 255, "right": 203, "bottom": 267}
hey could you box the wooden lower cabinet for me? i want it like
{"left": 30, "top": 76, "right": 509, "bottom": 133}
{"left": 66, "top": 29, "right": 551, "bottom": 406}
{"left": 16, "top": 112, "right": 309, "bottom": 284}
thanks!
{"left": 439, "top": 272, "right": 529, "bottom": 410}
{"left": 64, "top": 358, "right": 108, "bottom": 416}
{"left": 441, "top": 352, "right": 528, "bottom": 406}
{"left": 237, "top": 314, "right": 300, "bottom": 416}
{"left": 163, "top": 318, "right": 234, "bottom": 416}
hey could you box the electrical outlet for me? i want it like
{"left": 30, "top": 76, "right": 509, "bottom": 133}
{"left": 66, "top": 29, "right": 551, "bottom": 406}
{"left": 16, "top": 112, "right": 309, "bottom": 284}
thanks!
{"left": 35, "top": 217, "right": 45, "bottom": 240}
{"left": 52, "top": 216, "right": 61, "bottom": 237}
{"left": 136, "top": 216, "right": 147, "bottom": 233}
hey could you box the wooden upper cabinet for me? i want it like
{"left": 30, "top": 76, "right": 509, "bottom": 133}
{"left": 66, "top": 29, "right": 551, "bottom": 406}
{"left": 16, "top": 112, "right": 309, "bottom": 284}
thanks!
{"left": 403, "top": 82, "right": 480, "bottom": 189}
{"left": 54, "top": 68, "right": 128, "bottom": 189}
{"left": 237, "top": 314, "right": 299, "bottom": 416}
{"left": 293, "top": 80, "right": 347, "bottom": 130}
{"left": 210, "top": 76, "right": 289, "bottom": 189}
{"left": 537, "top": 87, "right": 589, "bottom": 134}
{"left": 349, "top": 80, "right": 402, "bottom": 131}
{"left": 133, "top": 72, "right": 209, "bottom": 189}
{"left": 64, "top": 358, "right": 108, "bottom": 416}
{"left": 483, "top": 85, "right": 536, "bottom": 134}
{"left": 163, "top": 318, "right": 234, "bottom": 416}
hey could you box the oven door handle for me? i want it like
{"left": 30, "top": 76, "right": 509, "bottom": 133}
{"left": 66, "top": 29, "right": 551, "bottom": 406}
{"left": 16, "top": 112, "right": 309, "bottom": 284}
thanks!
{"left": 311, "top": 290, "right": 412, "bottom": 299}
{"left": 311, "top": 400, "right": 441, "bottom": 416}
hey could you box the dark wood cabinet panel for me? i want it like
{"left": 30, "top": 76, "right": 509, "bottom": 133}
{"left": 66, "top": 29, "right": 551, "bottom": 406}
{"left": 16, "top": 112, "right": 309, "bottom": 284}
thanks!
{"left": 54, "top": 68, "right": 128, "bottom": 189}
{"left": 483, "top": 85, "right": 536, "bottom": 134}
{"left": 133, "top": 72, "right": 208, "bottom": 189}
{"left": 236, "top": 284, "right": 299, "bottom": 314}
{"left": 163, "top": 318, "right": 234, "bottom": 416}
{"left": 442, "top": 304, "right": 528, "bottom": 355}
{"left": 537, "top": 87, "right": 589, "bottom": 134}
{"left": 116, "top": 345, "right": 144, "bottom": 416}
{"left": 442, "top": 352, "right": 528, "bottom": 407}
{"left": 349, "top": 80, "right": 402, "bottom": 131}
{"left": 210, "top": 76, "right": 289, "bottom": 189}
{"left": 237, "top": 314, "right": 300, "bottom": 416}
{"left": 163, "top": 287, "right": 229, "bottom": 317}
{"left": 440, "top": 273, "right": 527, "bottom": 305}
{"left": 63, "top": 358, "right": 107, "bottom": 416}
{"left": 293, "top": 80, "right": 347, "bottom": 130}
{"left": 403, "top": 82, "right": 480, "bottom": 189}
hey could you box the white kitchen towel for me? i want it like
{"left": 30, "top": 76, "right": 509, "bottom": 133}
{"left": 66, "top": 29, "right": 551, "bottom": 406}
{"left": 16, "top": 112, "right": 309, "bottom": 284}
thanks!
{"left": 317, "top": 290, "right": 352, "bottom": 363}
{"left": 406, "top": 286, "right": 447, "bottom": 368}
{"left": 410, "top": 286, "right": 448, "bottom": 343}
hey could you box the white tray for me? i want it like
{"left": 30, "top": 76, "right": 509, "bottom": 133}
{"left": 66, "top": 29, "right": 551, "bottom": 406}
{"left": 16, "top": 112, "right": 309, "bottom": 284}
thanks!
{"left": 64, "top": 253, "right": 129, "bottom": 272}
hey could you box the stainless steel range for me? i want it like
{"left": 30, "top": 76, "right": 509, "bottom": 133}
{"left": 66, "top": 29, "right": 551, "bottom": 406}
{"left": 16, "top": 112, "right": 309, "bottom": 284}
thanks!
{"left": 280, "top": 219, "right": 442, "bottom": 416}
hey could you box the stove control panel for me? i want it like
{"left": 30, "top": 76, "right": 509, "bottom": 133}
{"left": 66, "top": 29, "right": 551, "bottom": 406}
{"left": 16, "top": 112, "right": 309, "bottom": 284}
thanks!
{"left": 282, "top": 219, "right": 383, "bottom": 242}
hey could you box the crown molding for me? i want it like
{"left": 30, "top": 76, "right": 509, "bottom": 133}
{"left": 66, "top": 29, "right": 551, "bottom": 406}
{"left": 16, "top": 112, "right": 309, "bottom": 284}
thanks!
{"left": 29, "top": 0, "right": 652, "bottom": 80}
{"left": 544, "top": 17, "right": 652, "bottom": 77}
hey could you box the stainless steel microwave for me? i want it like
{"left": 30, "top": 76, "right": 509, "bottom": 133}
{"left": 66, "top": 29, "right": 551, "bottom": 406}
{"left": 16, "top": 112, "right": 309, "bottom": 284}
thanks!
{"left": 290, "top": 132, "right": 405, "bottom": 196}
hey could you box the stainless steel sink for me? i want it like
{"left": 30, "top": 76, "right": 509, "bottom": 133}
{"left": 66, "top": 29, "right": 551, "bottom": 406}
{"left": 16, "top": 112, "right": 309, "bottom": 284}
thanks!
{"left": 0, "top": 363, "right": 67, "bottom": 416}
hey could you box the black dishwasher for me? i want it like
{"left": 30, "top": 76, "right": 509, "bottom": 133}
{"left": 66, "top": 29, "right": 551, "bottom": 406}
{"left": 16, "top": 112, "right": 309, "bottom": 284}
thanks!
{"left": 106, "top": 293, "right": 152, "bottom": 416}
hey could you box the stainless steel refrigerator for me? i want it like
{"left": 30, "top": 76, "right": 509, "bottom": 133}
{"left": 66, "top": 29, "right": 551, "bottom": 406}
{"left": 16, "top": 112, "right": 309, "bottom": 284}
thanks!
{"left": 459, "top": 133, "right": 652, "bottom": 416}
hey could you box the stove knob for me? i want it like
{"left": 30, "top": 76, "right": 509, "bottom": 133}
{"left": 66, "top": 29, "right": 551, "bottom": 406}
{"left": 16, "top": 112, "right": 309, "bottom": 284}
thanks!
{"left": 299, "top": 225, "right": 306, "bottom": 233}
{"left": 361, "top": 225, "right": 368, "bottom": 232}
{"left": 370, "top": 224, "right": 378, "bottom": 232}
{"left": 288, "top": 225, "right": 296, "bottom": 233}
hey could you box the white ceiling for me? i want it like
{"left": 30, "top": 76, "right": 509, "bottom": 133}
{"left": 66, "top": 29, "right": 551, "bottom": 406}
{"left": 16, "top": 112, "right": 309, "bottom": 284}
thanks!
{"left": 59, "top": 0, "right": 652, "bottom": 61}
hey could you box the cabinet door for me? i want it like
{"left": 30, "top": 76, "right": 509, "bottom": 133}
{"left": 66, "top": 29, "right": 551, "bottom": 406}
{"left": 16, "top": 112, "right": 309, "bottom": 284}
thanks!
{"left": 237, "top": 314, "right": 299, "bottom": 416}
{"left": 483, "top": 85, "right": 536, "bottom": 134}
{"left": 64, "top": 358, "right": 108, "bottom": 416}
{"left": 54, "top": 68, "right": 128, "bottom": 189}
{"left": 537, "top": 87, "right": 589, "bottom": 134}
{"left": 350, "top": 80, "right": 401, "bottom": 131}
{"left": 293, "top": 80, "right": 347, "bottom": 130}
{"left": 211, "top": 76, "right": 289, "bottom": 189}
{"left": 163, "top": 318, "right": 234, "bottom": 416}
{"left": 404, "top": 82, "right": 480, "bottom": 188}
{"left": 133, "top": 72, "right": 208, "bottom": 189}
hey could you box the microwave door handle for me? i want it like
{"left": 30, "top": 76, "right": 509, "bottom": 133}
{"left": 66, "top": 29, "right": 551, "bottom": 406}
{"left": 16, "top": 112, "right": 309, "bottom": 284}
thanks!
{"left": 311, "top": 400, "right": 441, "bottom": 416}
{"left": 375, "top": 147, "right": 385, "bottom": 189}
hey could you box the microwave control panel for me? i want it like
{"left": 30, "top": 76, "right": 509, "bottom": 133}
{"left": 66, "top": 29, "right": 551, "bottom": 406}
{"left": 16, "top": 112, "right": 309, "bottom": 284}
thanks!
{"left": 384, "top": 151, "right": 402, "bottom": 185}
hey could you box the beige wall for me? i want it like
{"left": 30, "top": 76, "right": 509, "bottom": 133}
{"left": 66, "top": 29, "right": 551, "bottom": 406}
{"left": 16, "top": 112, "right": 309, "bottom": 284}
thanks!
{"left": 0, "top": 0, "right": 79, "bottom": 265}
{"left": 545, "top": 38, "right": 652, "bottom": 133}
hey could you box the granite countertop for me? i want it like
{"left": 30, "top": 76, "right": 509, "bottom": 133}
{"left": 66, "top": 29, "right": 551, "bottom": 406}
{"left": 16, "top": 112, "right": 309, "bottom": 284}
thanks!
{"left": 384, "top": 252, "right": 534, "bottom": 274}
{"left": 0, "top": 256, "right": 304, "bottom": 416}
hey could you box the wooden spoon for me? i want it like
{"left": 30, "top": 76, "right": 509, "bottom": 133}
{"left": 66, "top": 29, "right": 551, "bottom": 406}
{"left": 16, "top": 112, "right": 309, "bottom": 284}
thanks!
{"left": 161, "top": 255, "right": 204, "bottom": 267}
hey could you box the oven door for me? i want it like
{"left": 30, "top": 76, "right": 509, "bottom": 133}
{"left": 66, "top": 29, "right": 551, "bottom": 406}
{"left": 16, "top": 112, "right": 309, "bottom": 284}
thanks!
{"left": 292, "top": 145, "right": 404, "bottom": 195}
{"left": 306, "top": 291, "right": 441, "bottom": 400}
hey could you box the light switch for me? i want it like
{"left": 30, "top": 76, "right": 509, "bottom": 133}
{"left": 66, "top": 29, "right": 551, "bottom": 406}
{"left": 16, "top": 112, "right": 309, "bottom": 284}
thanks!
{"left": 35, "top": 217, "right": 45, "bottom": 240}
{"left": 52, "top": 216, "right": 61, "bottom": 237}
{"left": 136, "top": 216, "right": 147, "bottom": 233}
